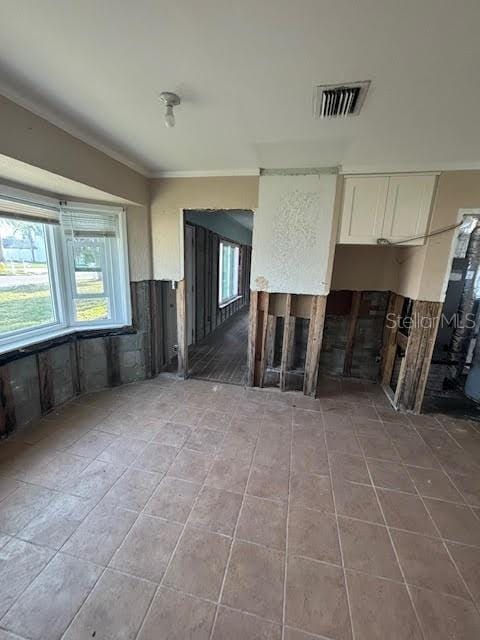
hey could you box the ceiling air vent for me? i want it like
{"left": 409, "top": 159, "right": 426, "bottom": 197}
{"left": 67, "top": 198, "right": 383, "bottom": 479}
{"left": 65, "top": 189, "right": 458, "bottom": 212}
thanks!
{"left": 313, "top": 81, "right": 370, "bottom": 118}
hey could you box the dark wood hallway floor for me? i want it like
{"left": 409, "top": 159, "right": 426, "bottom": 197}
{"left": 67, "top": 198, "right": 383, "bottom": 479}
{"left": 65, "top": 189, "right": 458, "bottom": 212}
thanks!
{"left": 188, "top": 307, "right": 249, "bottom": 385}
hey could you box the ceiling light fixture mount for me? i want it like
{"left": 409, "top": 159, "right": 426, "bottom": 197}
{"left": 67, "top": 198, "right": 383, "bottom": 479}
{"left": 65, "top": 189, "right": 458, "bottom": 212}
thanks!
{"left": 159, "top": 91, "right": 181, "bottom": 128}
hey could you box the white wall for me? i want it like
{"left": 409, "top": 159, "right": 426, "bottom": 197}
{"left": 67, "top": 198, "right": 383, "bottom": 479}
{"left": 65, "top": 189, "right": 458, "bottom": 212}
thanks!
{"left": 250, "top": 174, "right": 338, "bottom": 295}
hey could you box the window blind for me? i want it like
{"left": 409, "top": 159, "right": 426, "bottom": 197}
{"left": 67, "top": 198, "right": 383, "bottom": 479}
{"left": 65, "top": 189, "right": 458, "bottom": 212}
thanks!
{"left": 0, "top": 192, "right": 60, "bottom": 225}
{"left": 61, "top": 206, "right": 122, "bottom": 238}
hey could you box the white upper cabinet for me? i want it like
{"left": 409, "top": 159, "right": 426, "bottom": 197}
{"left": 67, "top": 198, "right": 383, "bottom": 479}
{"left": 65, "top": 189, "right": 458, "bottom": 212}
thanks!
{"left": 338, "top": 174, "right": 437, "bottom": 245}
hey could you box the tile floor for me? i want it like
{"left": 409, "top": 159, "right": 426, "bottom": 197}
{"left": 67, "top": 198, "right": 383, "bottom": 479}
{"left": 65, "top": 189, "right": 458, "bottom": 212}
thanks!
{"left": 0, "top": 374, "right": 480, "bottom": 639}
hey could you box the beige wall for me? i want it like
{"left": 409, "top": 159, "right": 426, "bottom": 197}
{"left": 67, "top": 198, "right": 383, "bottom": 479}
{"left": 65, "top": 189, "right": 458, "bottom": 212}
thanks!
{"left": 394, "top": 171, "right": 480, "bottom": 301}
{"left": 331, "top": 245, "right": 401, "bottom": 291}
{"left": 0, "top": 95, "right": 152, "bottom": 281}
{"left": 150, "top": 176, "right": 259, "bottom": 281}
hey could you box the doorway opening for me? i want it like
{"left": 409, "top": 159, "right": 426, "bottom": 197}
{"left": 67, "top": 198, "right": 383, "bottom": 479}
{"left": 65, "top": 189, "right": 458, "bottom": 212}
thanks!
{"left": 183, "top": 209, "right": 253, "bottom": 385}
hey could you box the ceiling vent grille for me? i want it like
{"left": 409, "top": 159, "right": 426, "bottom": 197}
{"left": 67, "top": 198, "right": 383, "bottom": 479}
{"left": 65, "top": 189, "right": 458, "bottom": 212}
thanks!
{"left": 313, "top": 81, "right": 370, "bottom": 118}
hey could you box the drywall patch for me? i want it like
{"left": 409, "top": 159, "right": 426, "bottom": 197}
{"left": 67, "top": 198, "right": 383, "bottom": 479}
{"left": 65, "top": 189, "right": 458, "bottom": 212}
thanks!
{"left": 254, "top": 276, "right": 269, "bottom": 290}
{"left": 251, "top": 174, "right": 337, "bottom": 294}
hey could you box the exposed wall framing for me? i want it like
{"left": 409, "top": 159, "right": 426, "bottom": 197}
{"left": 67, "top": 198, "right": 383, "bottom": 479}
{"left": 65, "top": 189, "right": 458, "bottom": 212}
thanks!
{"left": 380, "top": 292, "right": 442, "bottom": 413}
{"left": 247, "top": 291, "right": 327, "bottom": 396}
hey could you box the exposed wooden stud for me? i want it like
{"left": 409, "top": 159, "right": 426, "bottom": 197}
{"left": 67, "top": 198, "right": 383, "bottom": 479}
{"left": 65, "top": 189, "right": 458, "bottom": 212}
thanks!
{"left": 176, "top": 279, "right": 188, "bottom": 378}
{"left": 255, "top": 292, "right": 270, "bottom": 387}
{"left": 343, "top": 291, "right": 362, "bottom": 377}
{"left": 247, "top": 290, "right": 259, "bottom": 387}
{"left": 265, "top": 315, "right": 277, "bottom": 368}
{"left": 0, "top": 365, "right": 16, "bottom": 436}
{"left": 280, "top": 294, "right": 293, "bottom": 391}
{"left": 303, "top": 295, "right": 327, "bottom": 397}
{"left": 395, "top": 300, "right": 442, "bottom": 413}
{"left": 381, "top": 292, "right": 405, "bottom": 386}
{"left": 37, "top": 351, "right": 55, "bottom": 413}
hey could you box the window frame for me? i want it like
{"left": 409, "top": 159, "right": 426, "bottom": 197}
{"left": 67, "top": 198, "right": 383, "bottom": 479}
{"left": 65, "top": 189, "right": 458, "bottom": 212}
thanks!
{"left": 218, "top": 239, "right": 241, "bottom": 308}
{"left": 0, "top": 190, "right": 131, "bottom": 355}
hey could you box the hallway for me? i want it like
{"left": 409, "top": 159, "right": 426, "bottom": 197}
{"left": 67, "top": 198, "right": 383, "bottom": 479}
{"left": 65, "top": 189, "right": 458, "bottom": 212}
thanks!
{"left": 188, "top": 308, "right": 249, "bottom": 385}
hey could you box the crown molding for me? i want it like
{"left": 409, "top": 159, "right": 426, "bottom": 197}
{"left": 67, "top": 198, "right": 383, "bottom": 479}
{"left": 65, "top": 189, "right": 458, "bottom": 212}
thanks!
{"left": 151, "top": 168, "right": 260, "bottom": 178}
{"left": 340, "top": 162, "right": 480, "bottom": 174}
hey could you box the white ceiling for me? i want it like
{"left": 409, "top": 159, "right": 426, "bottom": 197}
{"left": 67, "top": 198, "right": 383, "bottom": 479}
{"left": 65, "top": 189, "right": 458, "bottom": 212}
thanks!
{"left": 0, "top": 0, "right": 479, "bottom": 176}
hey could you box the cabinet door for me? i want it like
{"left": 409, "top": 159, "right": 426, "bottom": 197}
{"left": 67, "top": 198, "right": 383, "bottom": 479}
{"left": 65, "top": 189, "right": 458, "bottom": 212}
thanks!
{"left": 339, "top": 176, "right": 389, "bottom": 244}
{"left": 381, "top": 175, "right": 436, "bottom": 245}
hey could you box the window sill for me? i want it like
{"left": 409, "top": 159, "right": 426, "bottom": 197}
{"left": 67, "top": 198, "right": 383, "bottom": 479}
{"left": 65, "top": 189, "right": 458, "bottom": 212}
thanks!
{"left": 0, "top": 324, "right": 136, "bottom": 366}
{"left": 218, "top": 295, "right": 242, "bottom": 310}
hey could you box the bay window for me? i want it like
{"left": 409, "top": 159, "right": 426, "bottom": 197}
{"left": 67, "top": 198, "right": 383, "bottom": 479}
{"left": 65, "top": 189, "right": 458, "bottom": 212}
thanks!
{"left": 0, "top": 186, "right": 131, "bottom": 353}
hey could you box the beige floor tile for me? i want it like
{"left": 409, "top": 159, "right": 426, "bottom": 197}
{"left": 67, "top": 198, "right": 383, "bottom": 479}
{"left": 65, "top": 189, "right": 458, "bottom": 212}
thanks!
{"left": 152, "top": 421, "right": 192, "bottom": 447}
{"left": 0, "top": 484, "right": 55, "bottom": 535}
{"left": 198, "top": 410, "right": 232, "bottom": 431}
{"left": 377, "top": 489, "right": 437, "bottom": 536}
{"left": 346, "top": 571, "right": 422, "bottom": 640}
{"left": 104, "top": 468, "right": 161, "bottom": 511}
{"left": 284, "top": 628, "right": 321, "bottom": 639}
{"left": 450, "top": 472, "right": 480, "bottom": 506}
{"left": 0, "top": 476, "right": 21, "bottom": 501}
{"left": 407, "top": 466, "right": 463, "bottom": 502}
{"left": 96, "top": 436, "right": 148, "bottom": 465}
{"left": 0, "top": 534, "right": 11, "bottom": 549}
{"left": 132, "top": 442, "right": 178, "bottom": 473}
{"left": 24, "top": 452, "right": 91, "bottom": 490}
{"left": 185, "top": 428, "right": 225, "bottom": 453}
{"left": 338, "top": 517, "right": 402, "bottom": 580}
{"left": 447, "top": 542, "right": 480, "bottom": 606}
{"left": 424, "top": 498, "right": 480, "bottom": 545}
{"left": 391, "top": 529, "right": 469, "bottom": 598}
{"left": 0, "top": 538, "right": 53, "bottom": 617}
{"left": 170, "top": 404, "right": 205, "bottom": 426}
{"left": 67, "top": 429, "right": 117, "bottom": 458}
{"left": 110, "top": 514, "right": 181, "bottom": 582}
{"left": 64, "top": 459, "right": 126, "bottom": 500}
{"left": 286, "top": 555, "right": 352, "bottom": 638}
{"left": 138, "top": 587, "right": 216, "bottom": 640}
{"left": 205, "top": 458, "right": 250, "bottom": 493}
{"left": 394, "top": 438, "right": 441, "bottom": 469}
{"left": 290, "top": 472, "right": 334, "bottom": 513}
{"left": 247, "top": 465, "right": 289, "bottom": 502}
{"left": 222, "top": 540, "right": 285, "bottom": 622}
{"left": 189, "top": 486, "right": 242, "bottom": 535}
{"left": 358, "top": 434, "right": 401, "bottom": 462}
{"left": 1, "top": 553, "right": 102, "bottom": 640}
{"left": 291, "top": 444, "right": 329, "bottom": 475}
{"left": 326, "top": 430, "right": 362, "bottom": 456}
{"left": 167, "top": 449, "right": 214, "bottom": 483}
{"left": 329, "top": 451, "right": 371, "bottom": 484}
{"left": 212, "top": 606, "right": 282, "bottom": 639}
{"left": 367, "top": 459, "right": 415, "bottom": 493}
{"left": 145, "top": 476, "right": 201, "bottom": 523}
{"left": 163, "top": 526, "right": 231, "bottom": 600}
{"left": 332, "top": 478, "right": 383, "bottom": 523}
{"left": 293, "top": 409, "right": 323, "bottom": 428}
{"left": 292, "top": 425, "right": 325, "bottom": 449}
{"left": 63, "top": 569, "right": 155, "bottom": 640}
{"left": 18, "top": 493, "right": 93, "bottom": 549}
{"left": 62, "top": 502, "right": 137, "bottom": 565}
{"left": 237, "top": 495, "right": 287, "bottom": 550}
{"left": 411, "top": 586, "right": 480, "bottom": 640}
{"left": 289, "top": 505, "right": 341, "bottom": 564}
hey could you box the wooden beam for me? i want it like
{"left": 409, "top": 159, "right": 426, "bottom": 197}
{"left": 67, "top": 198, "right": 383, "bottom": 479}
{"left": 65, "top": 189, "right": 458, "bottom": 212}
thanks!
{"left": 254, "top": 292, "right": 270, "bottom": 387}
{"left": 280, "top": 294, "right": 293, "bottom": 391}
{"left": 265, "top": 315, "right": 277, "bottom": 368}
{"left": 247, "top": 291, "right": 258, "bottom": 386}
{"left": 0, "top": 365, "right": 16, "bottom": 436}
{"left": 381, "top": 292, "right": 404, "bottom": 386}
{"left": 37, "top": 351, "right": 55, "bottom": 413}
{"left": 343, "top": 291, "right": 362, "bottom": 377}
{"left": 303, "top": 295, "right": 327, "bottom": 397}
{"left": 395, "top": 300, "right": 442, "bottom": 413}
{"left": 176, "top": 279, "right": 188, "bottom": 378}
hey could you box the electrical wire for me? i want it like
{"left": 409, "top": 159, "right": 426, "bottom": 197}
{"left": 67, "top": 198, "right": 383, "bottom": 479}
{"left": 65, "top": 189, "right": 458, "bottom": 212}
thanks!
{"left": 376, "top": 221, "right": 465, "bottom": 246}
